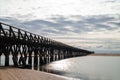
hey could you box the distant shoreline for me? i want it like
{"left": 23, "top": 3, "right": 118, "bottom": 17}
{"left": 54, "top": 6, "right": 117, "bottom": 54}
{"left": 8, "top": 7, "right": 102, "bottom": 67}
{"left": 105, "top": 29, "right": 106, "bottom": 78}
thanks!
{"left": 90, "top": 53, "right": 120, "bottom": 56}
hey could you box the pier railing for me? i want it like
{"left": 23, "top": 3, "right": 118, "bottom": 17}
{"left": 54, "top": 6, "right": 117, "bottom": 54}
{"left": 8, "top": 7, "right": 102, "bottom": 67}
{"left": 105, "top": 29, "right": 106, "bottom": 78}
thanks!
{"left": 0, "top": 22, "right": 94, "bottom": 67}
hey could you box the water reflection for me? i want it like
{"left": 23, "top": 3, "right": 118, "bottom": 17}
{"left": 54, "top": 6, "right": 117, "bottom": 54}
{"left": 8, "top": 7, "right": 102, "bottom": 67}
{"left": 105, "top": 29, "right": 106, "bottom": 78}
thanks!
{"left": 42, "top": 56, "right": 120, "bottom": 80}
{"left": 45, "top": 60, "right": 69, "bottom": 71}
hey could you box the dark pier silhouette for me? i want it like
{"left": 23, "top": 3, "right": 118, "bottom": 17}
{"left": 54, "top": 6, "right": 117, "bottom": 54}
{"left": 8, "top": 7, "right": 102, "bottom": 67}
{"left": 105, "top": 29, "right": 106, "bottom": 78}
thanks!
{"left": 0, "top": 22, "right": 94, "bottom": 67}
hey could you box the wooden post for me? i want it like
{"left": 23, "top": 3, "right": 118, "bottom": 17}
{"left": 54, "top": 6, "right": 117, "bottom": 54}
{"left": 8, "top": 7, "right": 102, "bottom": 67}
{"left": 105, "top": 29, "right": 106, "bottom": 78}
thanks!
{"left": 34, "top": 52, "right": 38, "bottom": 66}
{"left": 0, "top": 55, "right": 1, "bottom": 65}
{"left": 12, "top": 55, "right": 18, "bottom": 67}
{"left": 5, "top": 54, "right": 9, "bottom": 66}
{"left": 28, "top": 52, "right": 32, "bottom": 65}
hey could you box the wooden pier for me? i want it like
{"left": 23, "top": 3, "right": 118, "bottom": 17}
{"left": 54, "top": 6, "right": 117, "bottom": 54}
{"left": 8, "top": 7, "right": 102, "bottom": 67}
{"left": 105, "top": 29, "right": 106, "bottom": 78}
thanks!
{"left": 0, "top": 22, "right": 94, "bottom": 67}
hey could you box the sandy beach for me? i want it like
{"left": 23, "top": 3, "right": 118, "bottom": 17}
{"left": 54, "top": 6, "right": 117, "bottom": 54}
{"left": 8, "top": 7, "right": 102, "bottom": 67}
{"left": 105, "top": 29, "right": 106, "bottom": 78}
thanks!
{"left": 0, "top": 67, "right": 67, "bottom": 80}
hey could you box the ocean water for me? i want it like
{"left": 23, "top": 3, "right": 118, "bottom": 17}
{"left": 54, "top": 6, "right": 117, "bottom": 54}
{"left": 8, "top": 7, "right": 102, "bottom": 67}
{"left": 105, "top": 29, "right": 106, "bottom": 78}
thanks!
{"left": 42, "top": 56, "right": 120, "bottom": 80}
{"left": 0, "top": 55, "right": 120, "bottom": 80}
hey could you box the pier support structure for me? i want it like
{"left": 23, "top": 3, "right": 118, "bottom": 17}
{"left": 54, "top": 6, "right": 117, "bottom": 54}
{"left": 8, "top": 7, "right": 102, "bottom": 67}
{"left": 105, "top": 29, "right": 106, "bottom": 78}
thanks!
{"left": 0, "top": 22, "right": 94, "bottom": 67}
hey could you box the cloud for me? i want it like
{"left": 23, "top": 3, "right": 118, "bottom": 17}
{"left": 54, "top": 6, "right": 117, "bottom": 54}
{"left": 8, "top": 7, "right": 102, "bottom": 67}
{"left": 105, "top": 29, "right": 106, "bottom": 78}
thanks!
{"left": 1, "top": 0, "right": 120, "bottom": 18}
{"left": 104, "top": 0, "right": 120, "bottom": 3}
{"left": 0, "top": 15, "right": 120, "bottom": 34}
{"left": 0, "top": 14, "right": 120, "bottom": 36}
{"left": 0, "top": 14, "right": 120, "bottom": 53}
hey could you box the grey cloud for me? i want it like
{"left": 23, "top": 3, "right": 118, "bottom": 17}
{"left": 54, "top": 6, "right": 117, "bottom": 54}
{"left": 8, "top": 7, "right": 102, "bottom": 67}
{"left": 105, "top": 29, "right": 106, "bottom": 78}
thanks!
{"left": 84, "top": 15, "right": 114, "bottom": 23}
{"left": 0, "top": 14, "right": 120, "bottom": 35}
{"left": 22, "top": 20, "right": 69, "bottom": 35}
{"left": 50, "top": 15, "right": 120, "bottom": 32}
{"left": 109, "top": 22, "right": 120, "bottom": 26}
{"left": 1, "top": 15, "right": 118, "bottom": 37}
{"left": 94, "top": 24, "right": 115, "bottom": 30}
{"left": 0, "top": 17, "right": 23, "bottom": 27}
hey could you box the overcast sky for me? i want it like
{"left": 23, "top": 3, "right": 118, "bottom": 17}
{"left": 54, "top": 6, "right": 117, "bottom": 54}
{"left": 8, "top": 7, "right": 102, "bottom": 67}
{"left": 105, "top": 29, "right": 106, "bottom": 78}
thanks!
{"left": 0, "top": 0, "right": 120, "bottom": 53}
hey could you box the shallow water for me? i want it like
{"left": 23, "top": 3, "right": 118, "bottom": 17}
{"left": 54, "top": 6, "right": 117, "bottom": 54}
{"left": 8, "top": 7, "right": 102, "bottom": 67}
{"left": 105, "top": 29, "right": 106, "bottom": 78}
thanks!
{"left": 42, "top": 56, "right": 120, "bottom": 80}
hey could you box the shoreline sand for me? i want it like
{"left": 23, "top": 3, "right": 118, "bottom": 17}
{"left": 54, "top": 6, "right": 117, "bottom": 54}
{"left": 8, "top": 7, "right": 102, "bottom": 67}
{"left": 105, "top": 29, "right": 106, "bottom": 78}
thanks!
{"left": 0, "top": 67, "right": 70, "bottom": 80}
{"left": 90, "top": 53, "right": 120, "bottom": 56}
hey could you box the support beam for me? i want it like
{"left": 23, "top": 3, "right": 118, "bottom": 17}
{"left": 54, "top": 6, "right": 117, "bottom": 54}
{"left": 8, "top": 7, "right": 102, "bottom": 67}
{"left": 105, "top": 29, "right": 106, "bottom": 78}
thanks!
{"left": 12, "top": 55, "right": 18, "bottom": 67}
{"left": 28, "top": 52, "right": 32, "bottom": 65}
{"left": 0, "top": 22, "right": 94, "bottom": 67}
{"left": 5, "top": 55, "right": 9, "bottom": 66}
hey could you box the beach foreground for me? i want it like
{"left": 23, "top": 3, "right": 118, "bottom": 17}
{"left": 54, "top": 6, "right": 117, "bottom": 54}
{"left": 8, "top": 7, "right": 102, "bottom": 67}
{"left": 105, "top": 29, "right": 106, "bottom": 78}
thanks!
{"left": 0, "top": 67, "right": 67, "bottom": 80}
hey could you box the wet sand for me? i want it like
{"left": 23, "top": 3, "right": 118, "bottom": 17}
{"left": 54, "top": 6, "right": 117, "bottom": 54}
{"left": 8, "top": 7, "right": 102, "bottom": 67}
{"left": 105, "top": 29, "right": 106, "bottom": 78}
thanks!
{"left": 0, "top": 67, "right": 67, "bottom": 80}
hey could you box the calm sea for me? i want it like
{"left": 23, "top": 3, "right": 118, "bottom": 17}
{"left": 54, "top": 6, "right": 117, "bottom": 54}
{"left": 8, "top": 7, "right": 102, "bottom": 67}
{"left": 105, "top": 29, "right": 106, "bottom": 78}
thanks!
{"left": 42, "top": 56, "right": 120, "bottom": 80}
{"left": 0, "top": 55, "right": 120, "bottom": 80}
